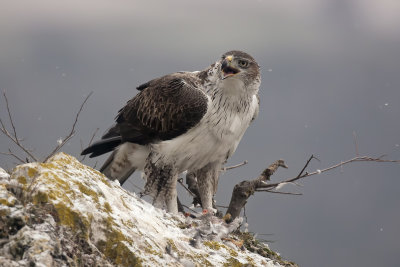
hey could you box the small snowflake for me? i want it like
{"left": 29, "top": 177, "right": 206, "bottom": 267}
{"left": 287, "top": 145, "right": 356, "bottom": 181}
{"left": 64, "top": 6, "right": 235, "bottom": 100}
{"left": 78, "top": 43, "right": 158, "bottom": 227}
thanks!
{"left": 316, "top": 169, "right": 322, "bottom": 174}
{"left": 57, "top": 138, "right": 63, "bottom": 145}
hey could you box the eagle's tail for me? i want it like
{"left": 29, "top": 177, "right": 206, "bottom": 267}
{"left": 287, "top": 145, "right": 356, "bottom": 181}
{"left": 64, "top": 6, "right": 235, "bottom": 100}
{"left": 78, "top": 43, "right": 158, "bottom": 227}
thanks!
{"left": 81, "top": 137, "right": 136, "bottom": 185}
{"left": 100, "top": 150, "right": 136, "bottom": 185}
{"left": 81, "top": 137, "right": 122, "bottom": 158}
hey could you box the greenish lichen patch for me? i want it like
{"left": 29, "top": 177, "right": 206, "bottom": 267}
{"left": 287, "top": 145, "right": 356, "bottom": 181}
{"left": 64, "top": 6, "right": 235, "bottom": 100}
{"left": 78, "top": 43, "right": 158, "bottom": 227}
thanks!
{"left": 54, "top": 202, "right": 91, "bottom": 238}
{"left": 103, "top": 202, "right": 112, "bottom": 213}
{"left": 0, "top": 185, "right": 17, "bottom": 207}
{"left": 166, "top": 239, "right": 178, "bottom": 252}
{"left": 234, "top": 231, "right": 298, "bottom": 266}
{"left": 223, "top": 257, "right": 244, "bottom": 267}
{"left": 96, "top": 218, "right": 141, "bottom": 266}
{"left": 183, "top": 252, "right": 212, "bottom": 267}
{"left": 27, "top": 167, "right": 38, "bottom": 179}
{"left": 3, "top": 153, "right": 294, "bottom": 267}
{"left": 203, "top": 240, "right": 222, "bottom": 250}
{"left": 144, "top": 245, "right": 163, "bottom": 258}
{"left": 17, "top": 176, "right": 27, "bottom": 185}
{"left": 121, "top": 219, "right": 136, "bottom": 229}
{"left": 246, "top": 256, "right": 256, "bottom": 266}
{"left": 77, "top": 183, "right": 99, "bottom": 203}
{"left": 32, "top": 190, "right": 49, "bottom": 204}
{"left": 120, "top": 197, "right": 131, "bottom": 210}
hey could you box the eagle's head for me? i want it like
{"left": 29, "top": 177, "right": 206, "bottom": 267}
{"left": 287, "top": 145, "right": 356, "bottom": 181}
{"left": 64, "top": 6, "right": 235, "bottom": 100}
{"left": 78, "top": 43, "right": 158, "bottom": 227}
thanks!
{"left": 218, "top": 50, "right": 260, "bottom": 93}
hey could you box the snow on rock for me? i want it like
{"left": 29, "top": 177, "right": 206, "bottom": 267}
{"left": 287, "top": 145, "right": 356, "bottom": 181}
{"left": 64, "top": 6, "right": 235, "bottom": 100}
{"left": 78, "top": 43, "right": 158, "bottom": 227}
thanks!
{"left": 0, "top": 153, "right": 293, "bottom": 266}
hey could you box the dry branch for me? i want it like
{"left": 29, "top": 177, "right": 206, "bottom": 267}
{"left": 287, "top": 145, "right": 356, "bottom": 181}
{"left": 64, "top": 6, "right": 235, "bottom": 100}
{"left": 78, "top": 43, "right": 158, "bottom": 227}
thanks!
{"left": 80, "top": 127, "right": 99, "bottom": 162}
{"left": 223, "top": 160, "right": 248, "bottom": 171}
{"left": 224, "top": 160, "right": 288, "bottom": 222}
{"left": 44, "top": 92, "right": 93, "bottom": 162}
{"left": 0, "top": 149, "right": 26, "bottom": 164}
{"left": 260, "top": 155, "right": 399, "bottom": 191}
{"left": 225, "top": 155, "right": 400, "bottom": 223}
{"left": 0, "top": 91, "right": 38, "bottom": 162}
{"left": 1, "top": 91, "right": 93, "bottom": 164}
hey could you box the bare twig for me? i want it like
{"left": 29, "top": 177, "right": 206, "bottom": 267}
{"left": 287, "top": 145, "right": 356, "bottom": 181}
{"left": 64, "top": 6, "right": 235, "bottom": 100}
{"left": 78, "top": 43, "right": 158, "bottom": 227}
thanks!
{"left": 243, "top": 205, "right": 248, "bottom": 224}
{"left": 256, "top": 190, "right": 302, "bottom": 196}
{"left": 225, "top": 159, "right": 288, "bottom": 222}
{"left": 1, "top": 91, "right": 38, "bottom": 162}
{"left": 80, "top": 139, "right": 84, "bottom": 152}
{"left": 5, "top": 94, "right": 18, "bottom": 141}
{"left": 178, "top": 177, "right": 196, "bottom": 197}
{"left": 225, "top": 155, "right": 400, "bottom": 223}
{"left": 44, "top": 92, "right": 93, "bottom": 162}
{"left": 0, "top": 149, "right": 26, "bottom": 164}
{"left": 223, "top": 160, "right": 248, "bottom": 171}
{"left": 181, "top": 204, "right": 197, "bottom": 214}
{"left": 296, "top": 155, "right": 315, "bottom": 179}
{"left": 80, "top": 127, "right": 99, "bottom": 162}
{"left": 260, "top": 155, "right": 400, "bottom": 191}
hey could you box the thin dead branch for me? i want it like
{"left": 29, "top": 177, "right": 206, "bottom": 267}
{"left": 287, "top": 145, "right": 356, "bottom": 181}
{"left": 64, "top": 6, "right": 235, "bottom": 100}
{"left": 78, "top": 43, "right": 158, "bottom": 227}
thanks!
{"left": 223, "top": 160, "right": 248, "bottom": 171}
{"left": 80, "top": 127, "right": 99, "bottom": 162}
{"left": 0, "top": 91, "right": 38, "bottom": 162}
{"left": 256, "top": 190, "right": 302, "bottom": 196}
{"left": 225, "top": 155, "right": 400, "bottom": 223}
{"left": 181, "top": 204, "right": 197, "bottom": 214}
{"left": 0, "top": 149, "right": 26, "bottom": 164}
{"left": 44, "top": 92, "right": 93, "bottom": 162}
{"left": 259, "top": 155, "right": 400, "bottom": 191}
{"left": 225, "top": 159, "right": 288, "bottom": 222}
{"left": 178, "top": 177, "right": 196, "bottom": 197}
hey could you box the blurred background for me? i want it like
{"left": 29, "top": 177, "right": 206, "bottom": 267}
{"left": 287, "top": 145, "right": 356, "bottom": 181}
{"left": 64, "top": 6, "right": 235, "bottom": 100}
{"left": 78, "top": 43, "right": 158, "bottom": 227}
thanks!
{"left": 1, "top": 1, "right": 399, "bottom": 266}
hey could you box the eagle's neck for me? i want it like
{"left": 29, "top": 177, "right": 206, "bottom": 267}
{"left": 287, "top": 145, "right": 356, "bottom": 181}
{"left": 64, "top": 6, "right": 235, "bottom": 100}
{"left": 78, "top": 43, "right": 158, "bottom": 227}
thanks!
{"left": 209, "top": 85, "right": 253, "bottom": 115}
{"left": 197, "top": 63, "right": 254, "bottom": 112}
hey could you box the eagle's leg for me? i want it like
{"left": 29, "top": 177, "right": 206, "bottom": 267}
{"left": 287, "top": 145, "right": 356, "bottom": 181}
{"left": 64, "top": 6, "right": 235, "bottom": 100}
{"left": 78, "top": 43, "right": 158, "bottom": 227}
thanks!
{"left": 143, "top": 153, "right": 178, "bottom": 214}
{"left": 195, "top": 162, "right": 221, "bottom": 213}
{"left": 164, "top": 173, "right": 178, "bottom": 213}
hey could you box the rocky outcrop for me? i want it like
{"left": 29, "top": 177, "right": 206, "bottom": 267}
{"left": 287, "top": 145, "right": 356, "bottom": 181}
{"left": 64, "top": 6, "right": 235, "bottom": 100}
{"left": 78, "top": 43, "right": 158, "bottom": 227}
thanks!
{"left": 0, "top": 153, "right": 295, "bottom": 266}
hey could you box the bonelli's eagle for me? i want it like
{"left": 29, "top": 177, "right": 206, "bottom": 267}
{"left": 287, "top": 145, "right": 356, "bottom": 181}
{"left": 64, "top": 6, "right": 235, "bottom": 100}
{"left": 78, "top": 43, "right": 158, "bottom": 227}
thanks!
{"left": 82, "top": 51, "right": 261, "bottom": 214}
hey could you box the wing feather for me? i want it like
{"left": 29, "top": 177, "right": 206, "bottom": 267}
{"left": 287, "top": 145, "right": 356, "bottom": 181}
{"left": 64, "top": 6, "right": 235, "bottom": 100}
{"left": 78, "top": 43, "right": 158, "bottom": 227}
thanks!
{"left": 81, "top": 72, "right": 209, "bottom": 157}
{"left": 117, "top": 74, "right": 208, "bottom": 144}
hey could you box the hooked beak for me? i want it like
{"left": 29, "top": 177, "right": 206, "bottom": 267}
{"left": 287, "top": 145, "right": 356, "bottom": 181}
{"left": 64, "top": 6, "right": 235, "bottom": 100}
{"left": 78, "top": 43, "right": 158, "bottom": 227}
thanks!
{"left": 221, "top": 56, "right": 240, "bottom": 79}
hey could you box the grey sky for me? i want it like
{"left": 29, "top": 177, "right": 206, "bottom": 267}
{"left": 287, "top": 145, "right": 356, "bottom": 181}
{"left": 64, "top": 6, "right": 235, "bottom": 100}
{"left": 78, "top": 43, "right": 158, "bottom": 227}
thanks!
{"left": 1, "top": 1, "right": 400, "bottom": 266}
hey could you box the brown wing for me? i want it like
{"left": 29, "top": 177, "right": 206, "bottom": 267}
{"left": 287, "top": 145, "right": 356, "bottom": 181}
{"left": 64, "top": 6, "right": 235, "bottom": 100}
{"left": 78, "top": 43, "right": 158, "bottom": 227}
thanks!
{"left": 81, "top": 73, "right": 208, "bottom": 158}
{"left": 114, "top": 74, "right": 208, "bottom": 144}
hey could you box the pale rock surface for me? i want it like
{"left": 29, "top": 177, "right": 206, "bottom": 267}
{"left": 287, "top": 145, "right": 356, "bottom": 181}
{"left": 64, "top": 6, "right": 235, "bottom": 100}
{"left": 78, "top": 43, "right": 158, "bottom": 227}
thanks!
{"left": 0, "top": 153, "right": 294, "bottom": 266}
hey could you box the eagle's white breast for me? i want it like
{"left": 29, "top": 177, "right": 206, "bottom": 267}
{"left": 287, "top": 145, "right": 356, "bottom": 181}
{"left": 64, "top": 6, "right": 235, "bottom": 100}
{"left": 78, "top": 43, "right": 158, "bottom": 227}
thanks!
{"left": 125, "top": 73, "right": 259, "bottom": 174}
{"left": 152, "top": 93, "right": 258, "bottom": 172}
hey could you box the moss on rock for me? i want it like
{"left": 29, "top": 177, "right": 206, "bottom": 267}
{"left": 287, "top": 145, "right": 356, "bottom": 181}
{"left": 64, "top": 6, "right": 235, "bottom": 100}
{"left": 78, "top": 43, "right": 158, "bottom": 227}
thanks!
{"left": 1, "top": 153, "right": 294, "bottom": 267}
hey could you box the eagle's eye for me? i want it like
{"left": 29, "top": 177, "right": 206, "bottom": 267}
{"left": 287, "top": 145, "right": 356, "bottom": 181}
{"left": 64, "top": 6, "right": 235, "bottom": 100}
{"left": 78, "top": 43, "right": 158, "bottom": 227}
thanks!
{"left": 237, "top": 59, "right": 249, "bottom": 68}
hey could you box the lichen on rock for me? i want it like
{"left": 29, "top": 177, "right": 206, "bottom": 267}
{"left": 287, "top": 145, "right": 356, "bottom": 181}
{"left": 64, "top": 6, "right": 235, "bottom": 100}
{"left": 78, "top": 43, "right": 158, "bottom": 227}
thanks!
{"left": 0, "top": 153, "right": 294, "bottom": 266}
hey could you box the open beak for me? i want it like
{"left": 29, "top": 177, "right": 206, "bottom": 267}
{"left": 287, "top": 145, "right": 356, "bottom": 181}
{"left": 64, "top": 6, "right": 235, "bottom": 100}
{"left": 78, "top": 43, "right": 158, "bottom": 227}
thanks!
{"left": 221, "top": 56, "right": 240, "bottom": 79}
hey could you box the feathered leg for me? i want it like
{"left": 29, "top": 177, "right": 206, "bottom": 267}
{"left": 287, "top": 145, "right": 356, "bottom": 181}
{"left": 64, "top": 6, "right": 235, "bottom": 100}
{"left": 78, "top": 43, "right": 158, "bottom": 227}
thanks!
{"left": 143, "top": 153, "right": 178, "bottom": 214}
{"left": 195, "top": 162, "right": 221, "bottom": 213}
